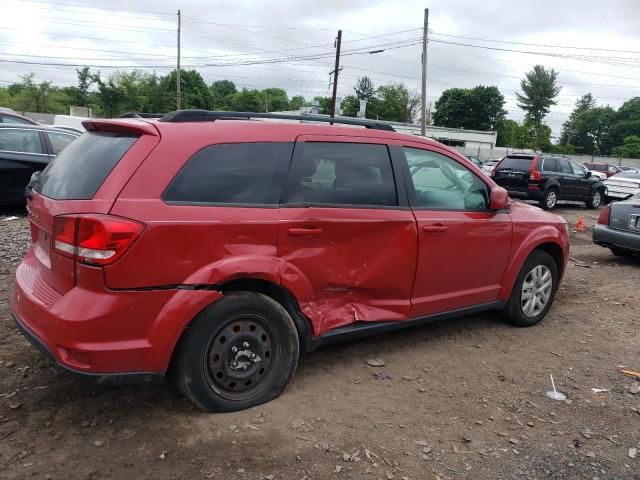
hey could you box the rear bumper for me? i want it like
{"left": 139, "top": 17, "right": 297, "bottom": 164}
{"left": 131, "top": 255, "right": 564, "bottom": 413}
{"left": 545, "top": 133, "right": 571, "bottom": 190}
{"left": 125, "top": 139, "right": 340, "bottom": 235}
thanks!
{"left": 593, "top": 224, "right": 640, "bottom": 251}
{"left": 505, "top": 187, "right": 544, "bottom": 202}
{"left": 11, "top": 250, "right": 224, "bottom": 377}
{"left": 12, "top": 310, "right": 164, "bottom": 385}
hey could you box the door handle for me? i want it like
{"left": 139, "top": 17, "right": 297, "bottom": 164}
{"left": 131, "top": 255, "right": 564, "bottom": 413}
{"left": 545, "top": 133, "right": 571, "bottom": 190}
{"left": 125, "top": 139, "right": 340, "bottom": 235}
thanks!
{"left": 287, "top": 227, "right": 323, "bottom": 237}
{"left": 422, "top": 224, "right": 448, "bottom": 233}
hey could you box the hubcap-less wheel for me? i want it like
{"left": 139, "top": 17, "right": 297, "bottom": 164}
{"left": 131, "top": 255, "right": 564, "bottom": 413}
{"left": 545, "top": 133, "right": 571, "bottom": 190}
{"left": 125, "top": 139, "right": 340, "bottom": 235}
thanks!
{"left": 521, "top": 265, "right": 553, "bottom": 317}
{"left": 204, "top": 314, "right": 275, "bottom": 401}
{"left": 592, "top": 191, "right": 601, "bottom": 208}
{"left": 546, "top": 191, "right": 557, "bottom": 209}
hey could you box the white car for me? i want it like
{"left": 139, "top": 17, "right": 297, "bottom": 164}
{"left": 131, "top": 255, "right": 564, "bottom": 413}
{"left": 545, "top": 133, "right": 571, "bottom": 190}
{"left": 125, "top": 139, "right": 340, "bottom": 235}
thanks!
{"left": 587, "top": 169, "right": 607, "bottom": 181}
{"left": 481, "top": 159, "right": 501, "bottom": 176}
{"left": 604, "top": 172, "right": 640, "bottom": 201}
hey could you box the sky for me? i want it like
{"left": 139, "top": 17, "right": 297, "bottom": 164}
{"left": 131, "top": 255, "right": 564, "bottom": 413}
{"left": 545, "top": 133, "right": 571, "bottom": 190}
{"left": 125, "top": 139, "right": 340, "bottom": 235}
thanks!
{"left": 2, "top": 0, "right": 640, "bottom": 136}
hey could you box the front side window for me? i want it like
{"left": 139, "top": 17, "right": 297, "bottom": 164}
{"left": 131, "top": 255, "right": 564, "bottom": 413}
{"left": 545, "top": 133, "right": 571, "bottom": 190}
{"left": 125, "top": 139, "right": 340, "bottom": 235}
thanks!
{"left": 282, "top": 142, "right": 397, "bottom": 207}
{"left": 570, "top": 161, "right": 586, "bottom": 176}
{"left": 403, "top": 147, "right": 489, "bottom": 210}
{"left": 47, "top": 131, "right": 77, "bottom": 155}
{"left": 0, "top": 128, "right": 42, "bottom": 154}
{"left": 164, "top": 142, "right": 293, "bottom": 205}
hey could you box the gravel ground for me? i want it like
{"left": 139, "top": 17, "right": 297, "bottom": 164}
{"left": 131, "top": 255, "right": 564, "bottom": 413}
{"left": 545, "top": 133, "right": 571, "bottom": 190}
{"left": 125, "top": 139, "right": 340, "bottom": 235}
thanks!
{"left": 0, "top": 203, "right": 639, "bottom": 480}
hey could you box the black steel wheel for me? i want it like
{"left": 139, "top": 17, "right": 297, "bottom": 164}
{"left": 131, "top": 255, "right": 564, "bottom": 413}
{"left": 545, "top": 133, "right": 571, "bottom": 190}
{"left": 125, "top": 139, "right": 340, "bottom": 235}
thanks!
{"left": 173, "top": 292, "right": 299, "bottom": 412}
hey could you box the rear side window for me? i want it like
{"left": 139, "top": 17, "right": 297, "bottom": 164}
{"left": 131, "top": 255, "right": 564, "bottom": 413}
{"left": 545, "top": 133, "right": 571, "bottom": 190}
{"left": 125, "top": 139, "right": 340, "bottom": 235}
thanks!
{"left": 37, "top": 132, "right": 138, "bottom": 200}
{"left": 47, "top": 131, "right": 77, "bottom": 155}
{"left": 498, "top": 156, "right": 533, "bottom": 171}
{"left": 542, "top": 158, "right": 558, "bottom": 172}
{"left": 282, "top": 142, "right": 397, "bottom": 207}
{"left": 164, "top": 142, "right": 293, "bottom": 205}
{"left": 557, "top": 158, "right": 572, "bottom": 174}
{"left": 0, "top": 128, "right": 43, "bottom": 153}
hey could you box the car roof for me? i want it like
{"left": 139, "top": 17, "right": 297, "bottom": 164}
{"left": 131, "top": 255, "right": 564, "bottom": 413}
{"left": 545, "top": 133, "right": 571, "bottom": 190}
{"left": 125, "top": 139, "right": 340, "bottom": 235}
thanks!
{"left": 0, "top": 123, "right": 80, "bottom": 134}
{"left": 94, "top": 117, "right": 444, "bottom": 147}
{"left": 0, "top": 111, "right": 39, "bottom": 124}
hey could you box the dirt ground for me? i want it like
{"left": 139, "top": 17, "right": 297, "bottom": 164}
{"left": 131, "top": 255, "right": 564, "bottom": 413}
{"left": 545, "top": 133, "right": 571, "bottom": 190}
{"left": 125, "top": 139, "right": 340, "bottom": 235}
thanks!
{"left": 0, "top": 202, "right": 638, "bottom": 480}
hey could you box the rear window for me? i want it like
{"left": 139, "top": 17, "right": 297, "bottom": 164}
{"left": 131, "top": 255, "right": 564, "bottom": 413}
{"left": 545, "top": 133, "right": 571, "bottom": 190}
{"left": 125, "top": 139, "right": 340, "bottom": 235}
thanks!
{"left": 497, "top": 156, "right": 534, "bottom": 171}
{"left": 36, "top": 132, "right": 137, "bottom": 200}
{"left": 164, "top": 142, "right": 293, "bottom": 205}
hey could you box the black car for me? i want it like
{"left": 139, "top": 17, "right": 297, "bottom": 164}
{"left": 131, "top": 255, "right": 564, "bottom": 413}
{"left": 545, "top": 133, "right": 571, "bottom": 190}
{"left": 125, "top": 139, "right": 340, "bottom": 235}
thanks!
{"left": 0, "top": 124, "right": 80, "bottom": 205}
{"left": 593, "top": 191, "right": 640, "bottom": 256}
{"left": 492, "top": 154, "right": 606, "bottom": 210}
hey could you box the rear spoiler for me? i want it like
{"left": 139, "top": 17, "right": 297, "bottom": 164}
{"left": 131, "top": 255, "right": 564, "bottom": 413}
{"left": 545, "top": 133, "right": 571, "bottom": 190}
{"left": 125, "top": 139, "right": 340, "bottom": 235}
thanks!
{"left": 82, "top": 119, "right": 159, "bottom": 136}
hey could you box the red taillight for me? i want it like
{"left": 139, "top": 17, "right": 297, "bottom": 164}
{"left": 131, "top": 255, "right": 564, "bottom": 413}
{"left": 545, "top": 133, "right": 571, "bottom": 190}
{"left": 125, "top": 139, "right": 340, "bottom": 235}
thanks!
{"left": 597, "top": 206, "right": 611, "bottom": 225}
{"left": 53, "top": 215, "right": 144, "bottom": 265}
{"left": 529, "top": 157, "right": 541, "bottom": 181}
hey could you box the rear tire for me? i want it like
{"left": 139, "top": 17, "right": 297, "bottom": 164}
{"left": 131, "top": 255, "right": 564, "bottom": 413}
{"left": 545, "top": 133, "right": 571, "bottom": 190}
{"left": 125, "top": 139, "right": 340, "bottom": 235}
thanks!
{"left": 503, "top": 250, "right": 559, "bottom": 327}
{"left": 586, "top": 189, "right": 603, "bottom": 209}
{"left": 540, "top": 189, "right": 558, "bottom": 210}
{"left": 173, "top": 292, "right": 299, "bottom": 412}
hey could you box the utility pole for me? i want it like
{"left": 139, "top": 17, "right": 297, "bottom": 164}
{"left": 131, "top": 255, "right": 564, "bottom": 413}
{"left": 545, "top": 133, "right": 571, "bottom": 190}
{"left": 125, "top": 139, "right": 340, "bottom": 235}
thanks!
{"left": 420, "top": 8, "right": 429, "bottom": 136}
{"left": 176, "top": 9, "right": 182, "bottom": 110}
{"left": 329, "top": 29, "right": 342, "bottom": 120}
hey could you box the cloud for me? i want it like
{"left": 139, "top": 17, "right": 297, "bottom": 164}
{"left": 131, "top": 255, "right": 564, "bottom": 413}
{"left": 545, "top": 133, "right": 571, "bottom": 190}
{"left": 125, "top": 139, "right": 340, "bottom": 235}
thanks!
{"left": 1, "top": 0, "right": 640, "bottom": 135}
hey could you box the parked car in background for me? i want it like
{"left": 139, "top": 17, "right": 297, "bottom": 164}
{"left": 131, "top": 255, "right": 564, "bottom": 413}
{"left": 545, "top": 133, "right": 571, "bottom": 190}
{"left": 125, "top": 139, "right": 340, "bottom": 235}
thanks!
{"left": 593, "top": 191, "right": 640, "bottom": 256}
{"left": 604, "top": 172, "right": 640, "bottom": 202}
{"left": 12, "top": 110, "right": 569, "bottom": 412}
{"left": 0, "top": 110, "right": 39, "bottom": 125}
{"left": 0, "top": 124, "right": 80, "bottom": 205}
{"left": 464, "top": 154, "right": 483, "bottom": 168}
{"left": 583, "top": 162, "right": 623, "bottom": 178}
{"left": 481, "top": 159, "right": 501, "bottom": 176}
{"left": 492, "top": 154, "right": 606, "bottom": 209}
{"left": 619, "top": 165, "right": 640, "bottom": 173}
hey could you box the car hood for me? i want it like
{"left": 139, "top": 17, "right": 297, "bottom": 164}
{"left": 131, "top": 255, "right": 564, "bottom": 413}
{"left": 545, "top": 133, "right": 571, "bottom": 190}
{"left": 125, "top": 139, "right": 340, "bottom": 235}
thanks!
{"left": 510, "top": 199, "right": 567, "bottom": 224}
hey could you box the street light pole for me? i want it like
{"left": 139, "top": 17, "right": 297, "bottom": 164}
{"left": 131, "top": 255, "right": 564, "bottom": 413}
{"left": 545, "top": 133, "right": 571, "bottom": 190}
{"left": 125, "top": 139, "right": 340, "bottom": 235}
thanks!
{"left": 329, "top": 30, "right": 342, "bottom": 121}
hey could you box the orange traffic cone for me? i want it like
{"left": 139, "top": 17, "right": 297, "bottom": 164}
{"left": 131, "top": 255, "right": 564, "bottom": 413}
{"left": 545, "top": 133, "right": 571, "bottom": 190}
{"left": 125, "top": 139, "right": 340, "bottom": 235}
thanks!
{"left": 576, "top": 215, "right": 585, "bottom": 232}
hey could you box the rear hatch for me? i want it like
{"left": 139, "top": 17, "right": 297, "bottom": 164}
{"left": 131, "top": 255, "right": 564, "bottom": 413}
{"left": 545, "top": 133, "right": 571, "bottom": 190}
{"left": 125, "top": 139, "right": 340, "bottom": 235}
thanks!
{"left": 26, "top": 120, "right": 160, "bottom": 295}
{"left": 493, "top": 156, "right": 535, "bottom": 189}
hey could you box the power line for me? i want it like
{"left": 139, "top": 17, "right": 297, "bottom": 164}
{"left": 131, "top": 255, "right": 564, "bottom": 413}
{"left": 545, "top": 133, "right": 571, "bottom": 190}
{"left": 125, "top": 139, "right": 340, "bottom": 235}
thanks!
{"left": 430, "top": 31, "right": 640, "bottom": 55}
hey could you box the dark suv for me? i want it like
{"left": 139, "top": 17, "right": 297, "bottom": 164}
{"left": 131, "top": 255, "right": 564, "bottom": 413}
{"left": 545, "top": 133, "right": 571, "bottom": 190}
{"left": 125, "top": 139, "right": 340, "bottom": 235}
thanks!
{"left": 492, "top": 154, "right": 606, "bottom": 210}
{"left": 12, "top": 110, "right": 569, "bottom": 412}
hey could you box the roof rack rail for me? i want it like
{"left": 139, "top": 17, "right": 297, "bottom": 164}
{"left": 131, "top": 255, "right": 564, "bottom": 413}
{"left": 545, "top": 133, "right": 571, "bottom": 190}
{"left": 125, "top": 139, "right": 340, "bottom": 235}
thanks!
{"left": 158, "top": 109, "right": 396, "bottom": 132}
{"left": 117, "top": 112, "right": 165, "bottom": 119}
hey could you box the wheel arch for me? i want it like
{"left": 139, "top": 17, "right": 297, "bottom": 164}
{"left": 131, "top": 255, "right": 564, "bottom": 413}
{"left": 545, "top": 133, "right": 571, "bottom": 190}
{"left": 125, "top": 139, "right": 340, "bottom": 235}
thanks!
{"left": 218, "top": 278, "right": 317, "bottom": 354}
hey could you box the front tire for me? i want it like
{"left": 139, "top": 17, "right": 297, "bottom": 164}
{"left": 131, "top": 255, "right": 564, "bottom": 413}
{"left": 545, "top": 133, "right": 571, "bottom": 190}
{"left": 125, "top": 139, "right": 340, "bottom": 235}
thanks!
{"left": 503, "top": 251, "right": 559, "bottom": 327}
{"left": 173, "top": 292, "right": 299, "bottom": 412}
{"left": 540, "top": 189, "right": 558, "bottom": 210}
{"left": 586, "top": 189, "right": 603, "bottom": 209}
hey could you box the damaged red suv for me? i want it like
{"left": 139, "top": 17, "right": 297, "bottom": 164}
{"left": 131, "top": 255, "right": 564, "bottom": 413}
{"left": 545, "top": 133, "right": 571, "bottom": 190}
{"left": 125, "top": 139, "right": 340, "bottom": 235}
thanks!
{"left": 12, "top": 110, "right": 569, "bottom": 412}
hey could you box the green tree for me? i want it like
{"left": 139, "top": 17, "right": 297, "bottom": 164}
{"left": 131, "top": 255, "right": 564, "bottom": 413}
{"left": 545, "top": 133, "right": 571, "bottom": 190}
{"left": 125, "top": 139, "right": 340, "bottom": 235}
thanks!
{"left": 159, "top": 69, "right": 212, "bottom": 110}
{"left": 232, "top": 89, "right": 263, "bottom": 112}
{"left": 313, "top": 96, "right": 331, "bottom": 115}
{"left": 210, "top": 80, "right": 237, "bottom": 110}
{"left": 496, "top": 119, "right": 520, "bottom": 147}
{"left": 516, "top": 65, "right": 561, "bottom": 149}
{"left": 289, "top": 95, "right": 306, "bottom": 111}
{"left": 574, "top": 106, "right": 617, "bottom": 155}
{"left": 341, "top": 95, "right": 360, "bottom": 117}
{"left": 375, "top": 84, "right": 419, "bottom": 123}
{"left": 355, "top": 76, "right": 375, "bottom": 102}
{"left": 560, "top": 93, "right": 595, "bottom": 150}
{"left": 260, "top": 87, "right": 289, "bottom": 111}
{"left": 433, "top": 85, "right": 506, "bottom": 131}
{"left": 613, "top": 97, "right": 640, "bottom": 145}
{"left": 612, "top": 135, "right": 640, "bottom": 158}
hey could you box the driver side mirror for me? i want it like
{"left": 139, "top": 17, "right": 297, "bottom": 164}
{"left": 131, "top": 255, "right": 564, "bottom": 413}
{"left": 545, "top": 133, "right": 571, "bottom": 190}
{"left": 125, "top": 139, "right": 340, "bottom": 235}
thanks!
{"left": 489, "top": 186, "right": 509, "bottom": 211}
{"left": 585, "top": 170, "right": 592, "bottom": 178}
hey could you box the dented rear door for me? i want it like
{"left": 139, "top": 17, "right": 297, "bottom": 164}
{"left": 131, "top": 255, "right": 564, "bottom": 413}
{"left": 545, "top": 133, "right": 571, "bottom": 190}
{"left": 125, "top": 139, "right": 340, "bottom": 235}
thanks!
{"left": 277, "top": 135, "right": 418, "bottom": 335}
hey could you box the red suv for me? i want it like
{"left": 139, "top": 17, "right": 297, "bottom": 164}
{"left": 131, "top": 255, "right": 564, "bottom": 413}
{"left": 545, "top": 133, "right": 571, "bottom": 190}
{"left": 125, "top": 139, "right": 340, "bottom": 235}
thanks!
{"left": 12, "top": 110, "right": 569, "bottom": 412}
